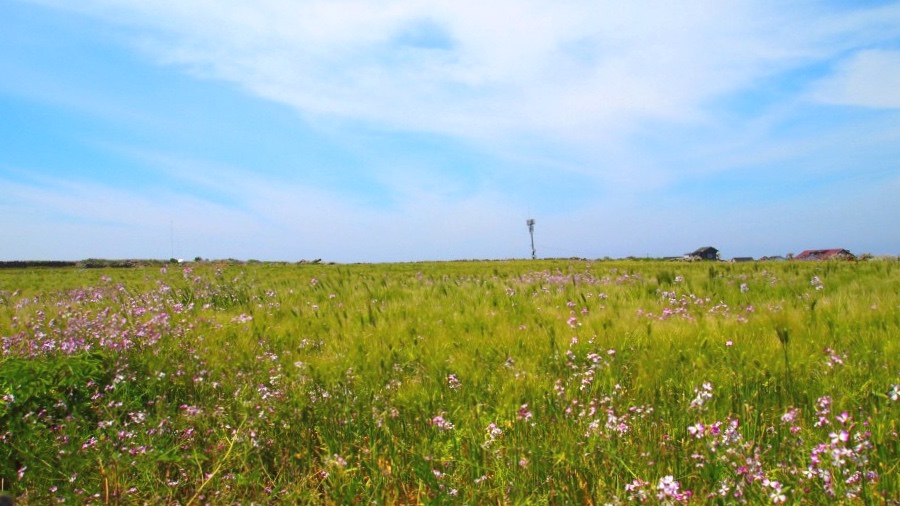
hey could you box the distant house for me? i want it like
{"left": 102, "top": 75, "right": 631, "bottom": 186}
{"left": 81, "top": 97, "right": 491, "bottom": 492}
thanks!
{"left": 794, "top": 249, "right": 856, "bottom": 261}
{"left": 685, "top": 246, "right": 719, "bottom": 261}
{"left": 730, "top": 257, "right": 754, "bottom": 262}
{"left": 759, "top": 255, "right": 786, "bottom": 262}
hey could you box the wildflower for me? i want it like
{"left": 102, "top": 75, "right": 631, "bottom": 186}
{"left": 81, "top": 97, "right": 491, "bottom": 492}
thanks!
{"left": 605, "top": 409, "right": 631, "bottom": 435}
{"left": 829, "top": 430, "right": 849, "bottom": 444}
{"left": 430, "top": 415, "right": 454, "bottom": 431}
{"left": 781, "top": 408, "right": 797, "bottom": 423}
{"left": 552, "top": 380, "right": 566, "bottom": 399}
{"left": 889, "top": 385, "right": 900, "bottom": 402}
{"left": 486, "top": 422, "right": 503, "bottom": 439}
{"left": 810, "top": 276, "right": 824, "bottom": 290}
{"left": 763, "top": 479, "right": 786, "bottom": 503}
{"left": 687, "top": 422, "right": 705, "bottom": 438}
{"left": 690, "top": 382, "right": 714, "bottom": 411}
{"left": 231, "top": 313, "right": 253, "bottom": 323}
{"left": 625, "top": 479, "right": 650, "bottom": 501}
{"left": 815, "top": 396, "right": 832, "bottom": 427}
{"left": 824, "top": 348, "right": 846, "bottom": 368}
{"left": 447, "top": 374, "right": 461, "bottom": 390}
{"left": 180, "top": 404, "right": 203, "bottom": 416}
{"left": 656, "top": 475, "right": 690, "bottom": 502}
{"left": 517, "top": 404, "right": 533, "bottom": 421}
{"left": 740, "top": 283, "right": 749, "bottom": 293}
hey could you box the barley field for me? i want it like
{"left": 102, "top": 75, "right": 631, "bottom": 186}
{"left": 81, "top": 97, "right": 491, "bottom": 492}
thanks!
{"left": 1, "top": 259, "right": 898, "bottom": 504}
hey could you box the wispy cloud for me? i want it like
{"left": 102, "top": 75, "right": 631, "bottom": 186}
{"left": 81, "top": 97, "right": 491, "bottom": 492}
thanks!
{"left": 6, "top": 0, "right": 900, "bottom": 260}
{"left": 28, "top": 2, "right": 898, "bottom": 143}
{"left": 811, "top": 49, "right": 900, "bottom": 108}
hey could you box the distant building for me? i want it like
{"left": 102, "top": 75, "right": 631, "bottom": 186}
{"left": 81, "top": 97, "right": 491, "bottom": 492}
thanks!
{"left": 759, "top": 255, "right": 786, "bottom": 262}
{"left": 685, "top": 246, "right": 719, "bottom": 261}
{"left": 794, "top": 249, "right": 856, "bottom": 261}
{"left": 730, "top": 257, "right": 754, "bottom": 262}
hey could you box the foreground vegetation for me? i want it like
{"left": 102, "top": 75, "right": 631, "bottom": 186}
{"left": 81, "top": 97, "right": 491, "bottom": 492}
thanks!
{"left": 1, "top": 259, "right": 898, "bottom": 504}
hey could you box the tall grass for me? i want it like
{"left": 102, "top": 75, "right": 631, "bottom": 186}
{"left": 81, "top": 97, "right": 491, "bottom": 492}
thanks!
{"left": 1, "top": 259, "right": 898, "bottom": 504}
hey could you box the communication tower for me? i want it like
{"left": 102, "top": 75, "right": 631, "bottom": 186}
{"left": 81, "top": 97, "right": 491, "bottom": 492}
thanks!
{"left": 526, "top": 219, "right": 536, "bottom": 259}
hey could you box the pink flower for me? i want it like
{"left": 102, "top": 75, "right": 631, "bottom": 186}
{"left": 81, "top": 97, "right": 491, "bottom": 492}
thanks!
{"left": 517, "top": 404, "right": 533, "bottom": 421}
{"left": 430, "top": 415, "right": 454, "bottom": 431}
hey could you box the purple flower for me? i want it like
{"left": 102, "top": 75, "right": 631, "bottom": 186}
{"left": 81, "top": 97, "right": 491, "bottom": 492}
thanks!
{"left": 447, "top": 373, "right": 461, "bottom": 390}
{"left": 517, "top": 404, "right": 533, "bottom": 421}
{"left": 656, "top": 475, "right": 690, "bottom": 502}
{"left": 430, "top": 415, "right": 454, "bottom": 431}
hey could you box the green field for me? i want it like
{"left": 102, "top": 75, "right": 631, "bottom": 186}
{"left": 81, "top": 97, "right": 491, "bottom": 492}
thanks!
{"left": 1, "top": 259, "right": 898, "bottom": 504}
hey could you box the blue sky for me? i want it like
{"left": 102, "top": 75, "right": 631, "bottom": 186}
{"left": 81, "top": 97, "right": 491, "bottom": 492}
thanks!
{"left": 2, "top": 0, "right": 899, "bottom": 262}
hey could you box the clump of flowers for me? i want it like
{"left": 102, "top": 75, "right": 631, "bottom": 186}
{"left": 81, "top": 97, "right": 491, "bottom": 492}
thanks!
{"left": 516, "top": 404, "right": 533, "bottom": 422}
{"left": 810, "top": 276, "right": 824, "bottom": 290}
{"left": 801, "top": 400, "right": 878, "bottom": 500}
{"left": 446, "top": 373, "right": 461, "bottom": 390}
{"left": 430, "top": 414, "right": 454, "bottom": 431}
{"left": 482, "top": 422, "right": 503, "bottom": 449}
{"left": 624, "top": 476, "right": 692, "bottom": 504}
{"left": 689, "top": 382, "right": 714, "bottom": 411}
{"left": 657, "top": 475, "right": 692, "bottom": 503}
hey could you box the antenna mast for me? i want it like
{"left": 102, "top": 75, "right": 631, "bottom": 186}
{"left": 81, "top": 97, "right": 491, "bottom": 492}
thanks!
{"left": 526, "top": 219, "right": 536, "bottom": 259}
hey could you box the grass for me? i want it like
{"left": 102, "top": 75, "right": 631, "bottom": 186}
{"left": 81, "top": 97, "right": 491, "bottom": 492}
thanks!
{"left": 1, "top": 258, "right": 898, "bottom": 504}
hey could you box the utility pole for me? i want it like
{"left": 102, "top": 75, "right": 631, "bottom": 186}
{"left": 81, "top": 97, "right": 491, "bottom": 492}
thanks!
{"left": 526, "top": 219, "right": 536, "bottom": 259}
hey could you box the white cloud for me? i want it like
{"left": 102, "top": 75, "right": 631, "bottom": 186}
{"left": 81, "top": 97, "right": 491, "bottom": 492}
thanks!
{"left": 15, "top": 1, "right": 900, "bottom": 188}
{"left": 8, "top": 1, "right": 900, "bottom": 260}
{"left": 27, "top": 1, "right": 892, "bottom": 141}
{"left": 812, "top": 49, "right": 900, "bottom": 109}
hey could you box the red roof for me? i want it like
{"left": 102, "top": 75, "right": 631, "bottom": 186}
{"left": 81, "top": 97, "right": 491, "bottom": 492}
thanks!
{"left": 794, "top": 249, "right": 855, "bottom": 260}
